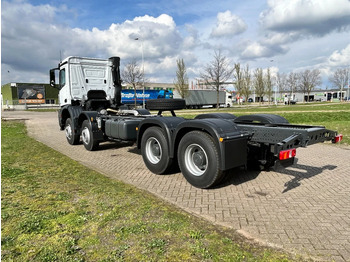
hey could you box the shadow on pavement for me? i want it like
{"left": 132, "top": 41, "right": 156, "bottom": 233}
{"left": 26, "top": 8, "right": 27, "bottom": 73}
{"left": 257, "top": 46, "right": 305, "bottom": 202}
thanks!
{"left": 277, "top": 163, "right": 337, "bottom": 193}
{"left": 214, "top": 167, "right": 261, "bottom": 189}
{"left": 213, "top": 161, "right": 337, "bottom": 192}
{"left": 97, "top": 141, "right": 135, "bottom": 151}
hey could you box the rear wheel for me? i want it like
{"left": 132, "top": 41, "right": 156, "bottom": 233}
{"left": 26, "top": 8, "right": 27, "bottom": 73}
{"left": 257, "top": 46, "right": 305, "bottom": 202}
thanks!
{"left": 65, "top": 118, "right": 80, "bottom": 145}
{"left": 178, "top": 131, "right": 223, "bottom": 189}
{"left": 141, "top": 127, "right": 173, "bottom": 174}
{"left": 81, "top": 120, "right": 99, "bottom": 151}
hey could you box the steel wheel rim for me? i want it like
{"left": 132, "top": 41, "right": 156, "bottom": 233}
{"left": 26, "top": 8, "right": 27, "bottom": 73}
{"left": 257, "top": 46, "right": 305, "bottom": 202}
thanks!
{"left": 145, "top": 137, "right": 162, "bottom": 164}
{"left": 184, "top": 144, "right": 208, "bottom": 176}
{"left": 65, "top": 124, "right": 72, "bottom": 140}
{"left": 81, "top": 127, "right": 90, "bottom": 145}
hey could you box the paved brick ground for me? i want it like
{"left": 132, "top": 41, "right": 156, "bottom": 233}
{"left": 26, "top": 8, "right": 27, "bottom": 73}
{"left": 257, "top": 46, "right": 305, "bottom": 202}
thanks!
{"left": 3, "top": 110, "right": 350, "bottom": 261}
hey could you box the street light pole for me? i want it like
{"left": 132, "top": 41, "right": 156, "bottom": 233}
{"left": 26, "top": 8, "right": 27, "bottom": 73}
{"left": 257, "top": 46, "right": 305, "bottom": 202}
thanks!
{"left": 135, "top": 37, "right": 145, "bottom": 108}
{"left": 347, "top": 69, "right": 350, "bottom": 101}
{"left": 270, "top": 60, "right": 278, "bottom": 106}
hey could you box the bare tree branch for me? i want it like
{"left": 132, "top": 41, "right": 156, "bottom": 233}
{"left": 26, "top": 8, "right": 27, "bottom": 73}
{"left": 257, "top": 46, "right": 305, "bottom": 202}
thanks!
{"left": 265, "top": 68, "right": 273, "bottom": 105}
{"left": 200, "top": 50, "right": 233, "bottom": 108}
{"left": 299, "top": 69, "right": 321, "bottom": 102}
{"left": 121, "top": 59, "right": 144, "bottom": 108}
{"left": 174, "top": 58, "right": 189, "bottom": 99}
{"left": 241, "top": 64, "right": 252, "bottom": 103}
{"left": 329, "top": 68, "right": 350, "bottom": 101}
{"left": 254, "top": 68, "right": 265, "bottom": 105}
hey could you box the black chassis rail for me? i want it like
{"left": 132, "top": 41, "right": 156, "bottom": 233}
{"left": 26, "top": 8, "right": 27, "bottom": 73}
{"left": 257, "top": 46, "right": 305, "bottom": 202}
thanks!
{"left": 235, "top": 121, "right": 337, "bottom": 155}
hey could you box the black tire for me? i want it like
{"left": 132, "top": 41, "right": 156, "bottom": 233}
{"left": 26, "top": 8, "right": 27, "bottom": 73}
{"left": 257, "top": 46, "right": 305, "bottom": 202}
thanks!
{"left": 65, "top": 118, "right": 80, "bottom": 145}
{"left": 81, "top": 120, "right": 99, "bottom": 151}
{"left": 234, "top": 114, "right": 289, "bottom": 124}
{"left": 146, "top": 99, "right": 186, "bottom": 111}
{"left": 141, "top": 126, "right": 173, "bottom": 174}
{"left": 195, "top": 113, "right": 237, "bottom": 120}
{"left": 178, "top": 131, "right": 223, "bottom": 189}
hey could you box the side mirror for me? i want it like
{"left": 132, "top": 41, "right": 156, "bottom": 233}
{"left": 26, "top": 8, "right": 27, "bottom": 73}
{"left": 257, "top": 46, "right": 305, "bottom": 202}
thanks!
{"left": 49, "top": 69, "right": 57, "bottom": 87}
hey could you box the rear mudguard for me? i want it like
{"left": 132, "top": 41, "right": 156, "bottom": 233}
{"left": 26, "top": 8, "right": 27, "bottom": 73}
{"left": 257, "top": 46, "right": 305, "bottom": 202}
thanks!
{"left": 78, "top": 111, "right": 104, "bottom": 141}
{"left": 174, "top": 118, "right": 249, "bottom": 170}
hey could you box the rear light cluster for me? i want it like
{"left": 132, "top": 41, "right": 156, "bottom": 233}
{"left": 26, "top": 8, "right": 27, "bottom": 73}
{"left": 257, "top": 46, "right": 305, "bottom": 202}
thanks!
{"left": 279, "top": 148, "right": 296, "bottom": 161}
{"left": 333, "top": 134, "right": 343, "bottom": 144}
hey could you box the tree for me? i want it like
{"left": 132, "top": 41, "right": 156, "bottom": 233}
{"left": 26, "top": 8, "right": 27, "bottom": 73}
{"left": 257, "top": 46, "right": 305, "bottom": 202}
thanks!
{"left": 329, "top": 68, "right": 350, "bottom": 102}
{"left": 233, "top": 63, "right": 244, "bottom": 100}
{"left": 121, "top": 59, "right": 144, "bottom": 108}
{"left": 254, "top": 68, "right": 265, "bottom": 105}
{"left": 174, "top": 58, "right": 189, "bottom": 99}
{"left": 265, "top": 68, "right": 273, "bottom": 105}
{"left": 299, "top": 69, "right": 321, "bottom": 102}
{"left": 286, "top": 72, "right": 299, "bottom": 101}
{"left": 200, "top": 50, "right": 234, "bottom": 108}
{"left": 241, "top": 64, "right": 252, "bottom": 103}
{"left": 276, "top": 72, "right": 287, "bottom": 103}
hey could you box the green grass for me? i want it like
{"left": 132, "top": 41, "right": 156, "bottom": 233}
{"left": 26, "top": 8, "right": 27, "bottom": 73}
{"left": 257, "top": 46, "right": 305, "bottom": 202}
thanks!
{"left": 1, "top": 121, "right": 299, "bottom": 261}
{"left": 28, "top": 109, "right": 58, "bottom": 112}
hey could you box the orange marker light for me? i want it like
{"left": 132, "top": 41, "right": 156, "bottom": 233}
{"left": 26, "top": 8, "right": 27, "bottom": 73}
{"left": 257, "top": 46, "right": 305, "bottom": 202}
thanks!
{"left": 279, "top": 148, "right": 296, "bottom": 161}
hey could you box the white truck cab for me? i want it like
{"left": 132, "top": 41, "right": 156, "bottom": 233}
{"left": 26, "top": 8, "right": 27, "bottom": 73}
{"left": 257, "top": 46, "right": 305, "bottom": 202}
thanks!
{"left": 50, "top": 56, "right": 119, "bottom": 108}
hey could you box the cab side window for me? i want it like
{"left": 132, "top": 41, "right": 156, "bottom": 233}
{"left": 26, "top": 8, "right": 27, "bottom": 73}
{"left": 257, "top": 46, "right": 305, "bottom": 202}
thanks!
{"left": 59, "top": 69, "right": 66, "bottom": 88}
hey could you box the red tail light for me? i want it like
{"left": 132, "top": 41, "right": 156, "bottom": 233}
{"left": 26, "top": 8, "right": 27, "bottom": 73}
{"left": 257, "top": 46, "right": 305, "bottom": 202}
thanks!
{"left": 279, "top": 148, "right": 296, "bottom": 161}
{"left": 333, "top": 134, "right": 343, "bottom": 143}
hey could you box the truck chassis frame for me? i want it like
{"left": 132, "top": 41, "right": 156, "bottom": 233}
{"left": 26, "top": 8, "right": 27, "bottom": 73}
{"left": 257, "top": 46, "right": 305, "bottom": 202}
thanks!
{"left": 51, "top": 56, "right": 342, "bottom": 188}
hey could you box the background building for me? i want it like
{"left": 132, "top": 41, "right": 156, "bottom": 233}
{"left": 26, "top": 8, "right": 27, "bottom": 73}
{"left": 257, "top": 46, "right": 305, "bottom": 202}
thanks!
{"left": 1, "top": 82, "right": 59, "bottom": 109}
{"left": 2, "top": 81, "right": 347, "bottom": 110}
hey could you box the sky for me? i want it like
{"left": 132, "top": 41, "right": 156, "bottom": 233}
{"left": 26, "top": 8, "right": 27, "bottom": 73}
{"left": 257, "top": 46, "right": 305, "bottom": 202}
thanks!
{"left": 1, "top": 0, "right": 350, "bottom": 87}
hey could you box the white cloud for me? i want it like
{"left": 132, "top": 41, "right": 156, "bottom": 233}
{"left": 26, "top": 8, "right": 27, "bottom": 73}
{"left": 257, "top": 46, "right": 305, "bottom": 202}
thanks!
{"left": 70, "top": 14, "right": 183, "bottom": 60}
{"left": 328, "top": 44, "right": 350, "bottom": 67}
{"left": 1, "top": 1, "right": 186, "bottom": 84}
{"left": 239, "top": 39, "right": 289, "bottom": 60}
{"left": 2, "top": 0, "right": 349, "bottom": 86}
{"left": 241, "top": 42, "right": 272, "bottom": 59}
{"left": 260, "top": 0, "right": 350, "bottom": 36}
{"left": 210, "top": 11, "right": 247, "bottom": 38}
{"left": 244, "top": 0, "right": 350, "bottom": 61}
{"left": 182, "top": 25, "right": 200, "bottom": 50}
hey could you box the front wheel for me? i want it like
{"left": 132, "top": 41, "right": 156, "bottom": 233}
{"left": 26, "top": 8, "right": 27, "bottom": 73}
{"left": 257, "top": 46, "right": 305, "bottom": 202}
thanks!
{"left": 141, "top": 127, "right": 172, "bottom": 174}
{"left": 81, "top": 120, "right": 99, "bottom": 151}
{"left": 178, "top": 131, "right": 223, "bottom": 189}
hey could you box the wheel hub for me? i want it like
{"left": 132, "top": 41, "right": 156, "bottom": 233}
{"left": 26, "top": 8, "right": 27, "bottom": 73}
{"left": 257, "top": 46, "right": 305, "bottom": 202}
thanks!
{"left": 193, "top": 150, "right": 205, "bottom": 167}
{"left": 65, "top": 125, "right": 72, "bottom": 139}
{"left": 184, "top": 144, "right": 208, "bottom": 176}
{"left": 81, "top": 127, "right": 90, "bottom": 145}
{"left": 145, "top": 137, "right": 162, "bottom": 164}
{"left": 152, "top": 143, "right": 160, "bottom": 156}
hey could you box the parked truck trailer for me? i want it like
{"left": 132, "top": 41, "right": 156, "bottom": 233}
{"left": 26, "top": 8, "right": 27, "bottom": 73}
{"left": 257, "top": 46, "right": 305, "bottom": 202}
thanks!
{"left": 121, "top": 89, "right": 173, "bottom": 105}
{"left": 173, "top": 89, "right": 227, "bottom": 109}
{"left": 50, "top": 56, "right": 343, "bottom": 189}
